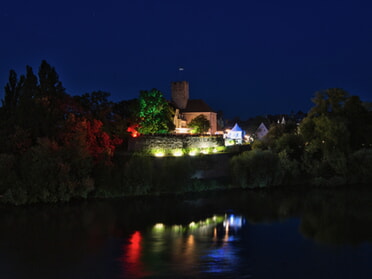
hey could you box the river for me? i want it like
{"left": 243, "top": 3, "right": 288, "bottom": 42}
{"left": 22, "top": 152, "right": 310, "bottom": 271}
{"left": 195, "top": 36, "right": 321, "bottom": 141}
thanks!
{"left": 0, "top": 187, "right": 371, "bottom": 278}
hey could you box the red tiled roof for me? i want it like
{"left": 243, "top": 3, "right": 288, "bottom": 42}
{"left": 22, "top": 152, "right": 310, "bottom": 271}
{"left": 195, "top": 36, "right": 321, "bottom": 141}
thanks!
{"left": 181, "top": 99, "right": 215, "bottom": 113}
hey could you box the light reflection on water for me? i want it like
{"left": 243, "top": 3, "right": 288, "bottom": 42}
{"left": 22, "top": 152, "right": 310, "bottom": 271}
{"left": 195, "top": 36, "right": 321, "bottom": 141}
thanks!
{"left": 120, "top": 214, "right": 248, "bottom": 278}
{"left": 0, "top": 188, "right": 371, "bottom": 279}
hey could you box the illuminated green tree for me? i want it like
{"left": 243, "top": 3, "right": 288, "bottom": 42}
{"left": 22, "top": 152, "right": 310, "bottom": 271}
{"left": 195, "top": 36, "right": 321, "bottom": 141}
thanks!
{"left": 188, "top": 114, "right": 210, "bottom": 134}
{"left": 137, "top": 89, "right": 175, "bottom": 134}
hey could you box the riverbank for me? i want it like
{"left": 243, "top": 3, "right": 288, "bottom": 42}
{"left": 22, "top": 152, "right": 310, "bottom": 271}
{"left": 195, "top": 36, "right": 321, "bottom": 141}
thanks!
{"left": 1, "top": 145, "right": 372, "bottom": 206}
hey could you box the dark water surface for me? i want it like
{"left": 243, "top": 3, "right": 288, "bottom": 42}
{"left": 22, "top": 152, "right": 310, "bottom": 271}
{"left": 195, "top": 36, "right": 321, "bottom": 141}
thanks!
{"left": 0, "top": 187, "right": 371, "bottom": 279}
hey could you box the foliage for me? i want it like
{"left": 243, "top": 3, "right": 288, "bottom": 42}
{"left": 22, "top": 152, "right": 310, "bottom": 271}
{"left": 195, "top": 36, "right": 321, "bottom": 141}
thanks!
{"left": 296, "top": 88, "right": 372, "bottom": 184}
{"left": 230, "top": 149, "right": 281, "bottom": 188}
{"left": 300, "top": 88, "right": 372, "bottom": 155}
{"left": 3, "top": 61, "right": 372, "bottom": 205}
{"left": 1, "top": 138, "right": 94, "bottom": 205}
{"left": 152, "top": 157, "right": 194, "bottom": 193}
{"left": 251, "top": 139, "right": 268, "bottom": 150}
{"left": 137, "top": 89, "right": 175, "bottom": 134}
{"left": 188, "top": 114, "right": 211, "bottom": 134}
{"left": 123, "top": 154, "right": 154, "bottom": 195}
{"left": 277, "top": 150, "right": 302, "bottom": 185}
{"left": 274, "top": 133, "right": 304, "bottom": 160}
{"left": 348, "top": 149, "right": 372, "bottom": 184}
{"left": 73, "top": 91, "right": 112, "bottom": 120}
{"left": 1, "top": 60, "right": 69, "bottom": 143}
{"left": 60, "top": 115, "right": 123, "bottom": 164}
{"left": 0, "top": 153, "right": 17, "bottom": 194}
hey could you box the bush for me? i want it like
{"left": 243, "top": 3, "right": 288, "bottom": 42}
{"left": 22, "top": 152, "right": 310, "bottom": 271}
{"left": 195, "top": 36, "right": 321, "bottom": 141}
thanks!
{"left": 1, "top": 138, "right": 95, "bottom": 205}
{"left": 230, "top": 149, "right": 281, "bottom": 188}
{"left": 0, "top": 153, "right": 18, "bottom": 194}
{"left": 348, "top": 149, "right": 372, "bottom": 184}
{"left": 275, "top": 134, "right": 304, "bottom": 160}
{"left": 153, "top": 157, "right": 194, "bottom": 193}
{"left": 277, "top": 150, "right": 302, "bottom": 185}
{"left": 251, "top": 140, "right": 267, "bottom": 150}
{"left": 123, "top": 154, "right": 154, "bottom": 195}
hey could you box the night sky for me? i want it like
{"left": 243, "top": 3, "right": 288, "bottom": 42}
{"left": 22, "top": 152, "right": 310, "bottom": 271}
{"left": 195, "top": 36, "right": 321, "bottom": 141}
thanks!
{"left": 1, "top": 0, "right": 372, "bottom": 119}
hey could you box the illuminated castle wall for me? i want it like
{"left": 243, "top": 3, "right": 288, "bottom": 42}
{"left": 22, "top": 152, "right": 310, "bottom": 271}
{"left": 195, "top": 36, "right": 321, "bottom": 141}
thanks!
{"left": 171, "top": 81, "right": 217, "bottom": 134}
{"left": 128, "top": 135, "right": 224, "bottom": 151}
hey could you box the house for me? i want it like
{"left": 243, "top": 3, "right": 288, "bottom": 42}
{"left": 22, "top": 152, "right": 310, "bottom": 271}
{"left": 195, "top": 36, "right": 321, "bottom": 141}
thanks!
{"left": 171, "top": 81, "right": 217, "bottom": 134}
{"left": 256, "top": 122, "right": 269, "bottom": 139}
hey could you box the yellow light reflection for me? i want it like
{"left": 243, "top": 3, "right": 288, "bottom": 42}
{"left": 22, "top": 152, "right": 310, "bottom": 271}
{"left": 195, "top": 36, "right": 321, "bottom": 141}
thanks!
{"left": 189, "top": 221, "right": 196, "bottom": 228}
{"left": 154, "top": 223, "right": 165, "bottom": 230}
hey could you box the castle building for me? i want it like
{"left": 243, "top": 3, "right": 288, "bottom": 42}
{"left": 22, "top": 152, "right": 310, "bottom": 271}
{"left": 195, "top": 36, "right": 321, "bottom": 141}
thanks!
{"left": 171, "top": 81, "right": 217, "bottom": 134}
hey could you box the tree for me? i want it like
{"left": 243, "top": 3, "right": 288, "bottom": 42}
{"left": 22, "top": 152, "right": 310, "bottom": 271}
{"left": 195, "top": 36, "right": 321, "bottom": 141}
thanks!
{"left": 0, "top": 70, "right": 23, "bottom": 145}
{"left": 1, "top": 61, "right": 69, "bottom": 142}
{"left": 2, "top": 70, "right": 23, "bottom": 115}
{"left": 299, "top": 88, "right": 372, "bottom": 182}
{"left": 17, "top": 66, "right": 39, "bottom": 123}
{"left": 73, "top": 91, "right": 112, "bottom": 121}
{"left": 36, "top": 60, "right": 69, "bottom": 138}
{"left": 300, "top": 88, "right": 371, "bottom": 155}
{"left": 188, "top": 114, "right": 210, "bottom": 134}
{"left": 60, "top": 115, "right": 123, "bottom": 164}
{"left": 308, "top": 88, "right": 349, "bottom": 117}
{"left": 137, "top": 89, "right": 175, "bottom": 134}
{"left": 113, "top": 98, "right": 140, "bottom": 137}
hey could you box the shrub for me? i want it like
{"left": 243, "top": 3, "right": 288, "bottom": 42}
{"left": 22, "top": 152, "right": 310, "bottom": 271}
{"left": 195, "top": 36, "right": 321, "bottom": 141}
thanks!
{"left": 251, "top": 140, "right": 267, "bottom": 150}
{"left": 230, "top": 149, "right": 281, "bottom": 188}
{"left": 0, "top": 153, "right": 18, "bottom": 194}
{"left": 275, "top": 134, "right": 304, "bottom": 161}
{"left": 277, "top": 150, "right": 302, "bottom": 185}
{"left": 153, "top": 157, "right": 194, "bottom": 193}
{"left": 1, "top": 138, "right": 95, "bottom": 204}
{"left": 124, "top": 154, "right": 154, "bottom": 195}
{"left": 348, "top": 149, "right": 372, "bottom": 184}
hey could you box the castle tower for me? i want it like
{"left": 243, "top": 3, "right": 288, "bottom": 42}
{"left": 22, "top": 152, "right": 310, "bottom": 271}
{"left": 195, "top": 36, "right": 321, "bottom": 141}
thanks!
{"left": 171, "top": 81, "right": 189, "bottom": 109}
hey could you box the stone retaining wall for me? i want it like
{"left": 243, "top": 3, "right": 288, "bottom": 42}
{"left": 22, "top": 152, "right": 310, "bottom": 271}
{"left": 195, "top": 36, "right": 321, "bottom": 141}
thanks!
{"left": 128, "top": 135, "right": 224, "bottom": 152}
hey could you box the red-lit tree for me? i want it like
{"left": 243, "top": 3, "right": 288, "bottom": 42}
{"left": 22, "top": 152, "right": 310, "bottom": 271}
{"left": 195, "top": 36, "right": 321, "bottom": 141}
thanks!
{"left": 61, "top": 115, "right": 123, "bottom": 164}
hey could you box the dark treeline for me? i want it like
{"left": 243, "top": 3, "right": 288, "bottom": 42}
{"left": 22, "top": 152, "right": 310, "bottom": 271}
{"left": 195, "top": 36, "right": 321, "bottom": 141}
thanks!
{"left": 1, "top": 61, "right": 371, "bottom": 205}
{"left": 0, "top": 61, "right": 138, "bottom": 204}
{"left": 0, "top": 61, "right": 221, "bottom": 205}
{"left": 230, "top": 88, "right": 372, "bottom": 188}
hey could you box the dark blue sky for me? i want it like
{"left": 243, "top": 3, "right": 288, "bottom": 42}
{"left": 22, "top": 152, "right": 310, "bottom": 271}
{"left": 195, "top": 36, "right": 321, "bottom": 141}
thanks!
{"left": 1, "top": 0, "right": 372, "bottom": 119}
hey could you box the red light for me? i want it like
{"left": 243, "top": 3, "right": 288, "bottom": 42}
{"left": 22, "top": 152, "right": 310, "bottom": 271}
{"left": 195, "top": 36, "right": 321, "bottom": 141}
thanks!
{"left": 127, "top": 125, "right": 140, "bottom": 138}
{"left": 121, "top": 231, "right": 152, "bottom": 277}
{"left": 127, "top": 231, "right": 141, "bottom": 263}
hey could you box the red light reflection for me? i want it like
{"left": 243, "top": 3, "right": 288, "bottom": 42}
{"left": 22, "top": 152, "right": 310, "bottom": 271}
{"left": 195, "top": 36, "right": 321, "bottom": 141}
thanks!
{"left": 122, "top": 231, "right": 151, "bottom": 278}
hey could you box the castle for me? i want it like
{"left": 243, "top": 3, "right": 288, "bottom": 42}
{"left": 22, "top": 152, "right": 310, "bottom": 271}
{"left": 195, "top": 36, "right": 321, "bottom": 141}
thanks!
{"left": 171, "top": 81, "right": 217, "bottom": 134}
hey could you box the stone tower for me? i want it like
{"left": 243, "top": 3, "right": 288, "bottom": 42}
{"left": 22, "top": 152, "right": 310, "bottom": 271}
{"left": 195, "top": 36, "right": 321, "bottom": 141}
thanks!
{"left": 171, "top": 81, "right": 189, "bottom": 109}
